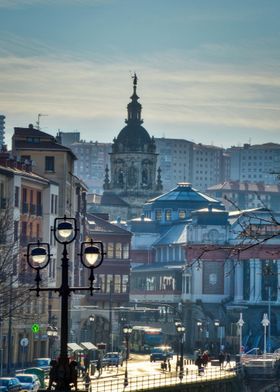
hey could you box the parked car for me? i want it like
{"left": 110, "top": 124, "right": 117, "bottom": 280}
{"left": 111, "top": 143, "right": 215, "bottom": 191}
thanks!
{"left": 102, "top": 352, "right": 124, "bottom": 367}
{"left": 32, "top": 358, "right": 51, "bottom": 375}
{"left": 15, "top": 374, "right": 40, "bottom": 392}
{"left": 150, "top": 346, "right": 173, "bottom": 362}
{"left": 0, "top": 377, "right": 22, "bottom": 392}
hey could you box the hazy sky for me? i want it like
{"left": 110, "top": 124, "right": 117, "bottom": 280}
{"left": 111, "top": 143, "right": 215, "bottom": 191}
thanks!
{"left": 1, "top": 0, "right": 280, "bottom": 148}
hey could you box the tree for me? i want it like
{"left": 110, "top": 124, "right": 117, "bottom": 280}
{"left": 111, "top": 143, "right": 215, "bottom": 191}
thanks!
{"left": 0, "top": 204, "right": 31, "bottom": 321}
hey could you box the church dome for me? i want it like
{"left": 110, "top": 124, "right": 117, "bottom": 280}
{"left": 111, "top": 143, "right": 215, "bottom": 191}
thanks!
{"left": 112, "top": 74, "right": 156, "bottom": 153}
{"left": 115, "top": 123, "right": 153, "bottom": 152}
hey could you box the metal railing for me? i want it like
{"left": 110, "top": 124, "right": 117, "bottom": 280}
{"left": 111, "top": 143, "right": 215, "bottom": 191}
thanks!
{"left": 85, "top": 364, "right": 242, "bottom": 392}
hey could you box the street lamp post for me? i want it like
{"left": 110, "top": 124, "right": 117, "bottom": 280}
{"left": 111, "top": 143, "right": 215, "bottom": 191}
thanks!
{"left": 174, "top": 320, "right": 181, "bottom": 368}
{"left": 261, "top": 313, "right": 270, "bottom": 356}
{"left": 26, "top": 216, "right": 105, "bottom": 392}
{"left": 176, "top": 323, "right": 185, "bottom": 381}
{"left": 237, "top": 313, "right": 245, "bottom": 355}
{"left": 88, "top": 315, "right": 95, "bottom": 341}
{"left": 196, "top": 320, "right": 202, "bottom": 350}
{"left": 123, "top": 325, "right": 132, "bottom": 388}
{"left": 214, "top": 320, "right": 222, "bottom": 351}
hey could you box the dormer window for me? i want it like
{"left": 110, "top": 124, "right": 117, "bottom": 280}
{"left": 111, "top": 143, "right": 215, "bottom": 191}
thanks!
{"left": 179, "top": 210, "right": 186, "bottom": 219}
{"left": 26, "top": 137, "right": 40, "bottom": 143}
{"left": 155, "top": 209, "right": 162, "bottom": 221}
{"left": 165, "top": 209, "right": 172, "bottom": 221}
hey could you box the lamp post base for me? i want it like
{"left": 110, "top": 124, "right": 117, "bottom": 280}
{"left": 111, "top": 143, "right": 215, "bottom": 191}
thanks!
{"left": 48, "top": 358, "right": 78, "bottom": 392}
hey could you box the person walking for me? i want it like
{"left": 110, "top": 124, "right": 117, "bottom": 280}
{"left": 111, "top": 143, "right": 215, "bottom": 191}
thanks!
{"left": 167, "top": 359, "right": 171, "bottom": 372}
{"left": 218, "top": 352, "right": 225, "bottom": 369}
{"left": 84, "top": 356, "right": 90, "bottom": 374}
{"left": 84, "top": 372, "right": 91, "bottom": 392}
{"left": 225, "top": 353, "right": 231, "bottom": 368}
{"left": 202, "top": 351, "right": 209, "bottom": 368}
{"left": 195, "top": 354, "right": 204, "bottom": 376}
{"left": 96, "top": 357, "right": 102, "bottom": 378}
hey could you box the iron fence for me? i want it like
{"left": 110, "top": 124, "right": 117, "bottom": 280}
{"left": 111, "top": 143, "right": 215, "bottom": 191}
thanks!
{"left": 85, "top": 364, "right": 242, "bottom": 392}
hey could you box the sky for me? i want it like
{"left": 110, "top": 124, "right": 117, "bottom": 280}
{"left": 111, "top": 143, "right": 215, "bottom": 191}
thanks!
{"left": 1, "top": 0, "right": 280, "bottom": 149}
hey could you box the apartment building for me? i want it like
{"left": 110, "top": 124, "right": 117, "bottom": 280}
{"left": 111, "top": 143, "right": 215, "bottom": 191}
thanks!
{"left": 227, "top": 143, "right": 280, "bottom": 184}
{"left": 0, "top": 156, "right": 59, "bottom": 370}
{"left": 11, "top": 124, "right": 87, "bottom": 355}
{"left": 155, "top": 138, "right": 229, "bottom": 192}
{"left": 207, "top": 181, "right": 280, "bottom": 211}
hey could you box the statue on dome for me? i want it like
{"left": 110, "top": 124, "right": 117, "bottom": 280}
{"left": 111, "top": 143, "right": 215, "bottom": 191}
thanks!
{"left": 132, "top": 73, "right": 138, "bottom": 86}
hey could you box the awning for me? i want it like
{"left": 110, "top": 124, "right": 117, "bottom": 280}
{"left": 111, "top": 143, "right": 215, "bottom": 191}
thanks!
{"left": 80, "top": 342, "right": 98, "bottom": 351}
{"left": 67, "top": 343, "right": 84, "bottom": 352}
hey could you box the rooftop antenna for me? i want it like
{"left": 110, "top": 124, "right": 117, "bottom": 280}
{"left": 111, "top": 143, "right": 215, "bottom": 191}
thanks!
{"left": 36, "top": 113, "right": 48, "bottom": 130}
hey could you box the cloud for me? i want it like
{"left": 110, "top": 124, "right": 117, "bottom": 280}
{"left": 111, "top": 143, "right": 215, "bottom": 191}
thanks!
{"left": 1, "top": 37, "right": 280, "bottom": 148}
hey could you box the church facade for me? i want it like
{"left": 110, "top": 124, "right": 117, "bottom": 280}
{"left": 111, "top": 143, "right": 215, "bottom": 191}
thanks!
{"left": 91, "top": 75, "right": 163, "bottom": 220}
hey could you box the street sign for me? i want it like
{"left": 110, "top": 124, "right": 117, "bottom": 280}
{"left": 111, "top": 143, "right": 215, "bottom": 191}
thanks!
{"left": 31, "top": 323, "right": 40, "bottom": 333}
{"left": 20, "top": 338, "right": 29, "bottom": 347}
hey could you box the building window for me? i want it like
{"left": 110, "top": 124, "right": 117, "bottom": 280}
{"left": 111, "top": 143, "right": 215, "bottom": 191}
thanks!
{"left": 14, "top": 221, "right": 19, "bottom": 241}
{"left": 15, "top": 186, "right": 20, "bottom": 207}
{"left": 22, "top": 221, "right": 27, "bottom": 236}
{"left": 55, "top": 195, "right": 58, "bottom": 214}
{"left": 179, "top": 210, "right": 186, "bottom": 219}
{"left": 155, "top": 209, "right": 162, "bottom": 221}
{"left": 122, "top": 275, "right": 128, "bottom": 293}
{"left": 115, "top": 275, "right": 121, "bottom": 293}
{"left": 106, "top": 275, "right": 113, "bottom": 292}
{"left": 185, "top": 275, "right": 190, "bottom": 294}
{"left": 123, "top": 243, "right": 129, "bottom": 259}
{"left": 165, "top": 209, "right": 172, "bottom": 221}
{"left": 107, "top": 242, "right": 114, "bottom": 258}
{"left": 51, "top": 194, "right": 54, "bottom": 213}
{"left": 45, "top": 156, "right": 55, "bottom": 172}
{"left": 146, "top": 276, "right": 156, "bottom": 291}
{"left": 115, "top": 243, "right": 122, "bottom": 259}
{"left": 98, "top": 274, "right": 105, "bottom": 292}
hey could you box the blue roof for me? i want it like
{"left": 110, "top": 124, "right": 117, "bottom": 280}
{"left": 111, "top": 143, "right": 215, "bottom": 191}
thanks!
{"left": 153, "top": 223, "right": 187, "bottom": 246}
{"left": 148, "top": 183, "right": 221, "bottom": 204}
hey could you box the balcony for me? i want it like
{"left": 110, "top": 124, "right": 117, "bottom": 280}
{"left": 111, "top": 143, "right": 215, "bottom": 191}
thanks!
{"left": 36, "top": 204, "right": 43, "bottom": 216}
{"left": 30, "top": 203, "right": 36, "bottom": 215}
{"left": 21, "top": 202, "right": 28, "bottom": 214}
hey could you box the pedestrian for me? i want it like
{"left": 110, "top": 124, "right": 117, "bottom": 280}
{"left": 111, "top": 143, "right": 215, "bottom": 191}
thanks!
{"left": 225, "top": 353, "right": 231, "bottom": 368}
{"left": 218, "top": 352, "right": 225, "bottom": 369}
{"left": 84, "top": 356, "right": 90, "bottom": 374}
{"left": 96, "top": 357, "right": 102, "bottom": 377}
{"left": 84, "top": 372, "right": 91, "bottom": 392}
{"left": 195, "top": 354, "right": 203, "bottom": 376}
{"left": 167, "top": 359, "right": 171, "bottom": 372}
{"left": 202, "top": 351, "right": 209, "bottom": 368}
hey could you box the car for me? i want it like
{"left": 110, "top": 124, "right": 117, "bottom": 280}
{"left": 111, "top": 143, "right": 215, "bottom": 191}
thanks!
{"left": 150, "top": 346, "right": 173, "bottom": 362}
{"left": 102, "top": 352, "right": 123, "bottom": 367}
{"left": 32, "top": 358, "right": 51, "bottom": 375}
{"left": 14, "top": 374, "right": 40, "bottom": 392}
{"left": 0, "top": 377, "right": 22, "bottom": 392}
